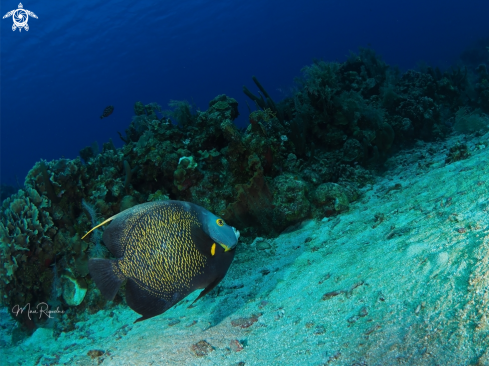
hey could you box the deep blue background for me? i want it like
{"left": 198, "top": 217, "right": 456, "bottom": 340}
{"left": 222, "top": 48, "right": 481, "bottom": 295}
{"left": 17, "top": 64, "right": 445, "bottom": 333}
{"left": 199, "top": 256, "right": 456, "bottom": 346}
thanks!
{"left": 1, "top": 0, "right": 489, "bottom": 186}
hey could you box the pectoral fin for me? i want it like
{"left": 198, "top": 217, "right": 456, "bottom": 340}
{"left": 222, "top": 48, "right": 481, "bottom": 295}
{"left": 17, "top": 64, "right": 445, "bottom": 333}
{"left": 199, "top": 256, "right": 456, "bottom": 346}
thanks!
{"left": 188, "top": 275, "right": 225, "bottom": 308}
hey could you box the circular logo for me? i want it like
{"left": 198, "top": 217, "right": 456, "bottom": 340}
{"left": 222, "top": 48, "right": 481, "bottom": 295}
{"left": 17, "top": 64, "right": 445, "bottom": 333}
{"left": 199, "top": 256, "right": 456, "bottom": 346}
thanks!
{"left": 13, "top": 9, "right": 28, "bottom": 28}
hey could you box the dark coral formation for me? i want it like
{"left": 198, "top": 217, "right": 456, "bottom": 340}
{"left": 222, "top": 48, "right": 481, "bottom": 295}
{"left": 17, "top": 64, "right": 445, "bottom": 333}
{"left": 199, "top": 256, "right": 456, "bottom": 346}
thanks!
{"left": 2, "top": 47, "right": 489, "bottom": 331}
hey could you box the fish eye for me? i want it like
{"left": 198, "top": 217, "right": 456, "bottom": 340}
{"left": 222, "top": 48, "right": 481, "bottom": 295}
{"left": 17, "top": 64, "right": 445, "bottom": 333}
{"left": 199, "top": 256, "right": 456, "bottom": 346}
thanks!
{"left": 216, "top": 218, "right": 225, "bottom": 226}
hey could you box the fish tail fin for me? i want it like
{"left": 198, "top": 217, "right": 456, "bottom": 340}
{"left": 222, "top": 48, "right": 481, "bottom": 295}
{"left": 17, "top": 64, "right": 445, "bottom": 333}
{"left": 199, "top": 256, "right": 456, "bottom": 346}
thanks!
{"left": 88, "top": 258, "right": 125, "bottom": 300}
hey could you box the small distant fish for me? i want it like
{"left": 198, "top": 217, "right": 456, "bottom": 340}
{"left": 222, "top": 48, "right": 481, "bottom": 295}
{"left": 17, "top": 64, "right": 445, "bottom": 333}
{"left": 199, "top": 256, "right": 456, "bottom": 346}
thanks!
{"left": 100, "top": 105, "right": 114, "bottom": 119}
{"left": 83, "top": 200, "right": 240, "bottom": 322}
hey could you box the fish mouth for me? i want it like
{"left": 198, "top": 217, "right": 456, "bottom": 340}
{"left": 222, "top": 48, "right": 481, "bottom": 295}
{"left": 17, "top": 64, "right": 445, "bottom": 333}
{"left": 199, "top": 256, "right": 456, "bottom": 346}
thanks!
{"left": 219, "top": 243, "right": 234, "bottom": 252}
{"left": 233, "top": 227, "right": 240, "bottom": 241}
{"left": 218, "top": 227, "right": 240, "bottom": 252}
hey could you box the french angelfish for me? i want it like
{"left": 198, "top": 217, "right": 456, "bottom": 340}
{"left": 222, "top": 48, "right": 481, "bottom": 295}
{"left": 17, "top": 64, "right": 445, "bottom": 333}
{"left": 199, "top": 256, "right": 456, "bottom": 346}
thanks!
{"left": 83, "top": 200, "right": 240, "bottom": 322}
{"left": 100, "top": 105, "right": 114, "bottom": 119}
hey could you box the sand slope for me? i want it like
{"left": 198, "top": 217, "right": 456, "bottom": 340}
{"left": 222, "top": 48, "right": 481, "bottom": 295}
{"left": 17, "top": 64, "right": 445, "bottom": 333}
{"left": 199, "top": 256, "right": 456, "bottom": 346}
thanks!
{"left": 2, "top": 132, "right": 489, "bottom": 365}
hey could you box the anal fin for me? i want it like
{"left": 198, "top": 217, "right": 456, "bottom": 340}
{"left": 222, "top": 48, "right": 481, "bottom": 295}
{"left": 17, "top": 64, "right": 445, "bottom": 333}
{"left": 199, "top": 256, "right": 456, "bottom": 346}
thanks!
{"left": 88, "top": 258, "right": 125, "bottom": 300}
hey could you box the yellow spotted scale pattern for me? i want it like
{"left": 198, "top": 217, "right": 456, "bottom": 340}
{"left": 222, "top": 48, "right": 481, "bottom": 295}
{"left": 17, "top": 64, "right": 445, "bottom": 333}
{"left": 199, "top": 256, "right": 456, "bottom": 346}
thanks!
{"left": 115, "top": 202, "right": 207, "bottom": 301}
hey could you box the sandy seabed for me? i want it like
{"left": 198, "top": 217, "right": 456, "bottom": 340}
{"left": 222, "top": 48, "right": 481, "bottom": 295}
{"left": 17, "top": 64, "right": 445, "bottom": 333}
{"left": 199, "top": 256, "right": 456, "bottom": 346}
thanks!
{"left": 2, "top": 131, "right": 489, "bottom": 365}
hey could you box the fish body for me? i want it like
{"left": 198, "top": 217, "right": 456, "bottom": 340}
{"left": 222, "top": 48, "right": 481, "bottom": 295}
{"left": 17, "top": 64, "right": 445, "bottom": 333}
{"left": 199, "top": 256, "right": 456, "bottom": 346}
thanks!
{"left": 87, "top": 200, "right": 240, "bottom": 322}
{"left": 100, "top": 105, "right": 114, "bottom": 119}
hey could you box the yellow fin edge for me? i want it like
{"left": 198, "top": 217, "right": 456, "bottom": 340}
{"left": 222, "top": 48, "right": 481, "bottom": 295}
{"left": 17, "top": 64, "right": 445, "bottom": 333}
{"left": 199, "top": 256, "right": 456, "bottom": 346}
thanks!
{"left": 81, "top": 216, "right": 116, "bottom": 240}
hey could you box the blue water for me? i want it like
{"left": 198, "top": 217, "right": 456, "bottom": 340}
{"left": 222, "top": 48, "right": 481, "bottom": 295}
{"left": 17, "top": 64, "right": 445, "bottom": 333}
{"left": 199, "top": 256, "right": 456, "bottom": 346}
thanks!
{"left": 1, "top": 0, "right": 488, "bottom": 186}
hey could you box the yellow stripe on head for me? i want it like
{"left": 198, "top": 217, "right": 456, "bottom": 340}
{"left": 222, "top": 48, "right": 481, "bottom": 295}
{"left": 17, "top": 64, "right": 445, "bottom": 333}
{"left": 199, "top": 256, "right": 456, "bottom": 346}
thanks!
{"left": 81, "top": 215, "right": 116, "bottom": 240}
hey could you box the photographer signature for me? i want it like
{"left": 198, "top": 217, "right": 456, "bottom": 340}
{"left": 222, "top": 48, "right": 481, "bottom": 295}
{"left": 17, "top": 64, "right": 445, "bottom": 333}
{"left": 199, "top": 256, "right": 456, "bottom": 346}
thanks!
{"left": 11, "top": 302, "right": 64, "bottom": 320}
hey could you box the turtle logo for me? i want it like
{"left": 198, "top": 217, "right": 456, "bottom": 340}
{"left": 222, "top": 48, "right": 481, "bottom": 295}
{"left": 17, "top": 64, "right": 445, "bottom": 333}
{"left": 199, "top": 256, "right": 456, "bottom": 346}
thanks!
{"left": 3, "top": 3, "right": 38, "bottom": 32}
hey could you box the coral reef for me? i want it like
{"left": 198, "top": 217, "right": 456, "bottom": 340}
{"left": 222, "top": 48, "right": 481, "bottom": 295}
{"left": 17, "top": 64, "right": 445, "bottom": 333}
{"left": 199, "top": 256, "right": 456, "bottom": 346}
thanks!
{"left": 0, "top": 187, "right": 56, "bottom": 309}
{"left": 2, "top": 47, "right": 488, "bottom": 333}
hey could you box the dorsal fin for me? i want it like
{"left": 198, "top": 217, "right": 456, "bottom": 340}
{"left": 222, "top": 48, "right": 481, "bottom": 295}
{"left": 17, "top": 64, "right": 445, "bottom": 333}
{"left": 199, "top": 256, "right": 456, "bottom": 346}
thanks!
{"left": 81, "top": 215, "right": 117, "bottom": 240}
